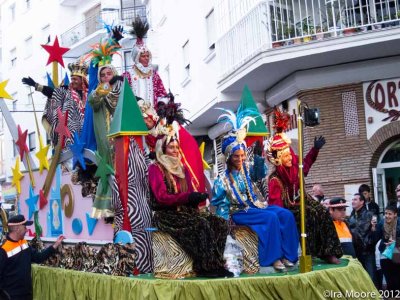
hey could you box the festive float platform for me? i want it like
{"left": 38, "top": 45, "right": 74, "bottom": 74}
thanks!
{"left": 32, "top": 258, "right": 378, "bottom": 300}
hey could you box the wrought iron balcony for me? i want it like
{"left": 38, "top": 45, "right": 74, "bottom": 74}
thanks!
{"left": 60, "top": 6, "right": 147, "bottom": 48}
{"left": 270, "top": 0, "right": 400, "bottom": 47}
{"left": 217, "top": 0, "right": 400, "bottom": 78}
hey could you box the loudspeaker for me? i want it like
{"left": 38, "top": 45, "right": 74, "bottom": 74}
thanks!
{"left": 304, "top": 108, "right": 320, "bottom": 127}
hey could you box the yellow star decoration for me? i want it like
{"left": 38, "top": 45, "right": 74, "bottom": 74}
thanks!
{"left": 0, "top": 80, "right": 13, "bottom": 100}
{"left": 11, "top": 156, "right": 24, "bottom": 194}
{"left": 35, "top": 136, "right": 50, "bottom": 174}
{"left": 199, "top": 142, "right": 210, "bottom": 170}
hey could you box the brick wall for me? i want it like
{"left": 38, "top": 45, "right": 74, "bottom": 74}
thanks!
{"left": 296, "top": 83, "right": 374, "bottom": 199}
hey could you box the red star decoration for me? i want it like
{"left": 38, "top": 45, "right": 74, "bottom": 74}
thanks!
{"left": 54, "top": 108, "right": 71, "bottom": 148}
{"left": 41, "top": 36, "right": 70, "bottom": 68}
{"left": 39, "top": 189, "right": 48, "bottom": 210}
{"left": 16, "top": 125, "right": 29, "bottom": 160}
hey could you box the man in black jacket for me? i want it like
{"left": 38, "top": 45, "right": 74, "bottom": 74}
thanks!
{"left": 348, "top": 193, "right": 379, "bottom": 287}
{"left": 0, "top": 215, "right": 64, "bottom": 300}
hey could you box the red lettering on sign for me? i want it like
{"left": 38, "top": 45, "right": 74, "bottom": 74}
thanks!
{"left": 374, "top": 83, "right": 386, "bottom": 110}
{"left": 387, "top": 82, "right": 398, "bottom": 108}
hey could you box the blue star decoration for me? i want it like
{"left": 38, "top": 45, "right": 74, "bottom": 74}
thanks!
{"left": 86, "top": 213, "right": 98, "bottom": 236}
{"left": 70, "top": 132, "right": 86, "bottom": 170}
{"left": 50, "top": 165, "right": 62, "bottom": 201}
{"left": 25, "top": 185, "right": 39, "bottom": 220}
{"left": 95, "top": 151, "right": 114, "bottom": 194}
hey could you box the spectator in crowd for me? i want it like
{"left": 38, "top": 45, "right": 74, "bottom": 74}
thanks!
{"left": 312, "top": 184, "right": 325, "bottom": 202}
{"left": 0, "top": 215, "right": 64, "bottom": 300}
{"left": 348, "top": 193, "right": 379, "bottom": 287}
{"left": 328, "top": 197, "right": 356, "bottom": 257}
{"left": 375, "top": 205, "right": 400, "bottom": 293}
{"left": 359, "top": 184, "right": 380, "bottom": 219}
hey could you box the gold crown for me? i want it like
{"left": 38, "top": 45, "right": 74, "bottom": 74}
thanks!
{"left": 68, "top": 61, "right": 88, "bottom": 77}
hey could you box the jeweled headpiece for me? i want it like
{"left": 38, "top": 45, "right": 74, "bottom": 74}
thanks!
{"left": 68, "top": 60, "right": 89, "bottom": 78}
{"left": 265, "top": 108, "right": 291, "bottom": 166}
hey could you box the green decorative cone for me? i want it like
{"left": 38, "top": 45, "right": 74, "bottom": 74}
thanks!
{"left": 108, "top": 78, "right": 148, "bottom": 138}
{"left": 237, "top": 85, "right": 268, "bottom": 136}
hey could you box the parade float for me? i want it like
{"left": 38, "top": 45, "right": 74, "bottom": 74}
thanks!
{"left": 0, "top": 31, "right": 379, "bottom": 299}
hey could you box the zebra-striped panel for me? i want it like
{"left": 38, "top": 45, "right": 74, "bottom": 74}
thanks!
{"left": 233, "top": 226, "right": 260, "bottom": 274}
{"left": 126, "top": 138, "right": 153, "bottom": 273}
{"left": 152, "top": 231, "right": 194, "bottom": 279}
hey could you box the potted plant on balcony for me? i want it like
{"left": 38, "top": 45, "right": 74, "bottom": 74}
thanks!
{"left": 394, "top": 11, "right": 400, "bottom": 26}
{"left": 300, "top": 17, "right": 314, "bottom": 42}
{"left": 315, "top": 25, "right": 325, "bottom": 40}
{"left": 282, "top": 25, "right": 296, "bottom": 45}
{"left": 272, "top": 24, "right": 285, "bottom": 48}
{"left": 372, "top": 16, "right": 383, "bottom": 29}
{"left": 323, "top": 0, "right": 343, "bottom": 37}
{"left": 342, "top": 11, "right": 358, "bottom": 35}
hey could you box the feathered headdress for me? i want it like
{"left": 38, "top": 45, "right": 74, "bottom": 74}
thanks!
{"left": 264, "top": 107, "right": 291, "bottom": 166}
{"left": 130, "top": 16, "right": 151, "bottom": 64}
{"left": 83, "top": 38, "right": 121, "bottom": 67}
{"left": 216, "top": 107, "right": 260, "bottom": 160}
{"left": 156, "top": 91, "right": 191, "bottom": 126}
{"left": 273, "top": 108, "right": 290, "bottom": 133}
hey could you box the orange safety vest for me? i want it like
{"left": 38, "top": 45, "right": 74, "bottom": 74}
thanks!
{"left": 333, "top": 221, "right": 353, "bottom": 243}
{"left": 1, "top": 239, "right": 29, "bottom": 258}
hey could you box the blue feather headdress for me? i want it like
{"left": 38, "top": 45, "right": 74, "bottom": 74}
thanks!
{"left": 216, "top": 107, "right": 260, "bottom": 160}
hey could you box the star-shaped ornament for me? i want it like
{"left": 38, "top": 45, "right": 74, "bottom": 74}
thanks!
{"left": 35, "top": 137, "right": 50, "bottom": 174}
{"left": 95, "top": 152, "right": 114, "bottom": 194}
{"left": 39, "top": 189, "right": 48, "bottom": 210}
{"left": 86, "top": 213, "right": 98, "bottom": 236}
{"left": 54, "top": 108, "right": 71, "bottom": 147}
{"left": 70, "top": 132, "right": 86, "bottom": 170}
{"left": 11, "top": 156, "right": 24, "bottom": 194}
{"left": 16, "top": 125, "right": 29, "bottom": 161}
{"left": 199, "top": 142, "right": 210, "bottom": 170}
{"left": 41, "top": 36, "right": 70, "bottom": 68}
{"left": 0, "top": 80, "right": 13, "bottom": 99}
{"left": 25, "top": 185, "right": 39, "bottom": 220}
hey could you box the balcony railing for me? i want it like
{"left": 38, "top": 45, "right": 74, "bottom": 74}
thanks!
{"left": 121, "top": 5, "right": 146, "bottom": 22}
{"left": 270, "top": 0, "right": 400, "bottom": 47}
{"left": 60, "top": 6, "right": 147, "bottom": 48}
{"left": 217, "top": 0, "right": 400, "bottom": 77}
{"left": 217, "top": 2, "right": 270, "bottom": 78}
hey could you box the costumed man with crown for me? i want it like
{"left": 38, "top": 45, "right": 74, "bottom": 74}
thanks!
{"left": 265, "top": 108, "right": 343, "bottom": 264}
{"left": 212, "top": 108, "right": 299, "bottom": 270}
{"left": 148, "top": 117, "right": 233, "bottom": 278}
{"left": 84, "top": 38, "right": 123, "bottom": 219}
{"left": 41, "top": 60, "right": 89, "bottom": 148}
{"left": 122, "top": 17, "right": 167, "bottom": 108}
